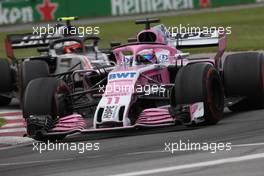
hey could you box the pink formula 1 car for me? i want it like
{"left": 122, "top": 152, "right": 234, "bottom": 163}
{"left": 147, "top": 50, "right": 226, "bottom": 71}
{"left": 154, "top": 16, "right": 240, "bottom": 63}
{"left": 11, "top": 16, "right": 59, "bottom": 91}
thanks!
{"left": 23, "top": 19, "right": 264, "bottom": 141}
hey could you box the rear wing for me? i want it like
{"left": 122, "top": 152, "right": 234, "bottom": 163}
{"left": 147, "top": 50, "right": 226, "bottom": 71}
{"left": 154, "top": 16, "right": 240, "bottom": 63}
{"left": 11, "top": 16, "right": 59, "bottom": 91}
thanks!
{"left": 172, "top": 31, "right": 226, "bottom": 48}
{"left": 171, "top": 31, "right": 226, "bottom": 69}
{"left": 5, "top": 33, "right": 60, "bottom": 59}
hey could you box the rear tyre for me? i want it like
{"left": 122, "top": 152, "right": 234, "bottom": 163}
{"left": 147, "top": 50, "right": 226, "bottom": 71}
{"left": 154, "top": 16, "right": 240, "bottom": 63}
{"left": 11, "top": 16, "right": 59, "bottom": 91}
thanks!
{"left": 223, "top": 52, "right": 264, "bottom": 111}
{"left": 0, "top": 59, "right": 13, "bottom": 106}
{"left": 0, "top": 96, "right": 12, "bottom": 106}
{"left": 172, "top": 63, "right": 224, "bottom": 125}
{"left": 23, "top": 77, "right": 71, "bottom": 141}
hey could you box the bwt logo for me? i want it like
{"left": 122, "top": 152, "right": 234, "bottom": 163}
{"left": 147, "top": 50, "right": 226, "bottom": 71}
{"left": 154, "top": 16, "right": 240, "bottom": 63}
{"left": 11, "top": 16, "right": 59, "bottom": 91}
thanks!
{"left": 108, "top": 72, "right": 137, "bottom": 80}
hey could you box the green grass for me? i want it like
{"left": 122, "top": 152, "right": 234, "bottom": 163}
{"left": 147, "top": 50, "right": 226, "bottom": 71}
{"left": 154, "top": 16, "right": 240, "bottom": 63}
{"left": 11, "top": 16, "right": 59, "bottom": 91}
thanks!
{"left": 0, "top": 118, "right": 6, "bottom": 127}
{"left": 0, "top": 6, "right": 264, "bottom": 58}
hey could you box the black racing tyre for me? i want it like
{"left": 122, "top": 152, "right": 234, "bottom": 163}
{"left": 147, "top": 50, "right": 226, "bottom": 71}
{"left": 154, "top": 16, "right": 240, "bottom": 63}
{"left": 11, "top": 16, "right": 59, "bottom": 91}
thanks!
{"left": 0, "top": 59, "right": 13, "bottom": 92}
{"left": 23, "top": 77, "right": 72, "bottom": 141}
{"left": 0, "top": 59, "right": 13, "bottom": 106}
{"left": 0, "top": 59, "right": 12, "bottom": 92}
{"left": 172, "top": 63, "right": 224, "bottom": 125}
{"left": 23, "top": 77, "right": 71, "bottom": 119}
{"left": 20, "top": 60, "right": 49, "bottom": 100}
{"left": 0, "top": 96, "right": 12, "bottom": 106}
{"left": 223, "top": 52, "right": 264, "bottom": 111}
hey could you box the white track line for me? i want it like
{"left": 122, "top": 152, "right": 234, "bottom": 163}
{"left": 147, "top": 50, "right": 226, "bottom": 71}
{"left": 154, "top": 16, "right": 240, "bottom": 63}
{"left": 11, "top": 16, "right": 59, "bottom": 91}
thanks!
{"left": 2, "top": 122, "right": 24, "bottom": 128}
{"left": 232, "top": 143, "right": 264, "bottom": 147}
{"left": 0, "top": 110, "right": 21, "bottom": 114}
{"left": 124, "top": 142, "right": 264, "bottom": 156}
{"left": 0, "top": 155, "right": 104, "bottom": 166}
{"left": 0, "top": 128, "right": 26, "bottom": 133}
{"left": 1, "top": 116, "right": 23, "bottom": 120}
{"left": 109, "top": 153, "right": 264, "bottom": 176}
{"left": 125, "top": 150, "right": 165, "bottom": 155}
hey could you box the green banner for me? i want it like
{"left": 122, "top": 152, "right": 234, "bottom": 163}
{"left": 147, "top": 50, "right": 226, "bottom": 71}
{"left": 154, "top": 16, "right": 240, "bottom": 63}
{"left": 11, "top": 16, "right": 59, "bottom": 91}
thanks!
{"left": 110, "top": 0, "right": 194, "bottom": 16}
{"left": 193, "top": 0, "right": 256, "bottom": 8}
{"left": 0, "top": 0, "right": 34, "bottom": 24}
{"left": 33, "top": 0, "right": 112, "bottom": 22}
{"left": 0, "top": 0, "right": 112, "bottom": 25}
{"left": 0, "top": 0, "right": 260, "bottom": 25}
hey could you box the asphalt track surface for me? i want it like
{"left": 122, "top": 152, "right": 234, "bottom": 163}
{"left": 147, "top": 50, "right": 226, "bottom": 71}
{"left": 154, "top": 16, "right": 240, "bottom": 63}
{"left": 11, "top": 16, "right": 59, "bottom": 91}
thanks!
{"left": 0, "top": 107, "right": 264, "bottom": 176}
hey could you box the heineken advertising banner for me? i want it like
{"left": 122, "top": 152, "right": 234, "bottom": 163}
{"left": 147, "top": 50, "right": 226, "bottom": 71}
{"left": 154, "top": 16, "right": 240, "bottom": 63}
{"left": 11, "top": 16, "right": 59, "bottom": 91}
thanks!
{"left": 111, "top": 0, "right": 194, "bottom": 15}
{"left": 111, "top": 0, "right": 260, "bottom": 15}
{"left": 0, "top": 0, "right": 261, "bottom": 25}
{"left": 193, "top": 0, "right": 259, "bottom": 8}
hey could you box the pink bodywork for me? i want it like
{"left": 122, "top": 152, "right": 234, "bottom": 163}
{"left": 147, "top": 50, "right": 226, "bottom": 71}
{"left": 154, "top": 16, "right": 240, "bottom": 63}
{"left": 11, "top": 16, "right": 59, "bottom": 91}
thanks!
{"left": 114, "top": 44, "right": 177, "bottom": 65}
{"left": 47, "top": 26, "right": 226, "bottom": 134}
{"left": 50, "top": 114, "right": 87, "bottom": 132}
{"left": 136, "top": 108, "right": 175, "bottom": 126}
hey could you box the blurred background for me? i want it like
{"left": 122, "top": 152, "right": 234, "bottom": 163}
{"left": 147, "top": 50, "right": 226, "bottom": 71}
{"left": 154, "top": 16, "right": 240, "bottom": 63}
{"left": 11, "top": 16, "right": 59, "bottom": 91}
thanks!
{"left": 0, "top": 0, "right": 264, "bottom": 57}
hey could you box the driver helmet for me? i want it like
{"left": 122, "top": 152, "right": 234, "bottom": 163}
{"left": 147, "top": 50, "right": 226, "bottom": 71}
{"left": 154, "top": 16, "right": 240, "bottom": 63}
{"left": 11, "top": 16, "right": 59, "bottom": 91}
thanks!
{"left": 137, "top": 49, "right": 157, "bottom": 64}
{"left": 63, "top": 41, "right": 82, "bottom": 53}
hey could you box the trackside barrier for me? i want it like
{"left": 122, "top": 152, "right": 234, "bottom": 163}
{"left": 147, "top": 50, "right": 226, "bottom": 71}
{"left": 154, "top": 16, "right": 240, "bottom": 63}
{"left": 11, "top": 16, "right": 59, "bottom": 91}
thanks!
{"left": 0, "top": 0, "right": 261, "bottom": 25}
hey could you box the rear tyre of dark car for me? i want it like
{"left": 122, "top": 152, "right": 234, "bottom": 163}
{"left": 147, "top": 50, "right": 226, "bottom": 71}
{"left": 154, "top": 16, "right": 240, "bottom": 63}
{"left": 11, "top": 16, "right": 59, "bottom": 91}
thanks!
{"left": 19, "top": 60, "right": 49, "bottom": 101}
{"left": 223, "top": 52, "right": 264, "bottom": 111}
{"left": 172, "top": 63, "right": 224, "bottom": 125}
{"left": 0, "top": 96, "right": 12, "bottom": 106}
{"left": 0, "top": 59, "right": 13, "bottom": 106}
{"left": 23, "top": 77, "right": 71, "bottom": 141}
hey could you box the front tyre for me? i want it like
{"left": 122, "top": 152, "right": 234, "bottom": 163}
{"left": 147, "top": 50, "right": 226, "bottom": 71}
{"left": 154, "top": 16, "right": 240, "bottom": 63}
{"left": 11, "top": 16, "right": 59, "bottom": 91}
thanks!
{"left": 23, "top": 77, "right": 71, "bottom": 140}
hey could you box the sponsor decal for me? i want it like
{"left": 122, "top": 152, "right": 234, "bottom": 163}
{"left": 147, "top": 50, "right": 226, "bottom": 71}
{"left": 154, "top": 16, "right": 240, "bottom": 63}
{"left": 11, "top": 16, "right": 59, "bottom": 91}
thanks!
{"left": 173, "top": 32, "right": 216, "bottom": 38}
{"left": 107, "top": 97, "right": 121, "bottom": 104}
{"left": 111, "top": 0, "right": 194, "bottom": 15}
{"left": 36, "top": 0, "right": 58, "bottom": 21}
{"left": 200, "top": 0, "right": 211, "bottom": 8}
{"left": 12, "top": 34, "right": 53, "bottom": 48}
{"left": 0, "top": 3, "right": 33, "bottom": 25}
{"left": 108, "top": 72, "right": 137, "bottom": 80}
{"left": 103, "top": 106, "right": 116, "bottom": 119}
